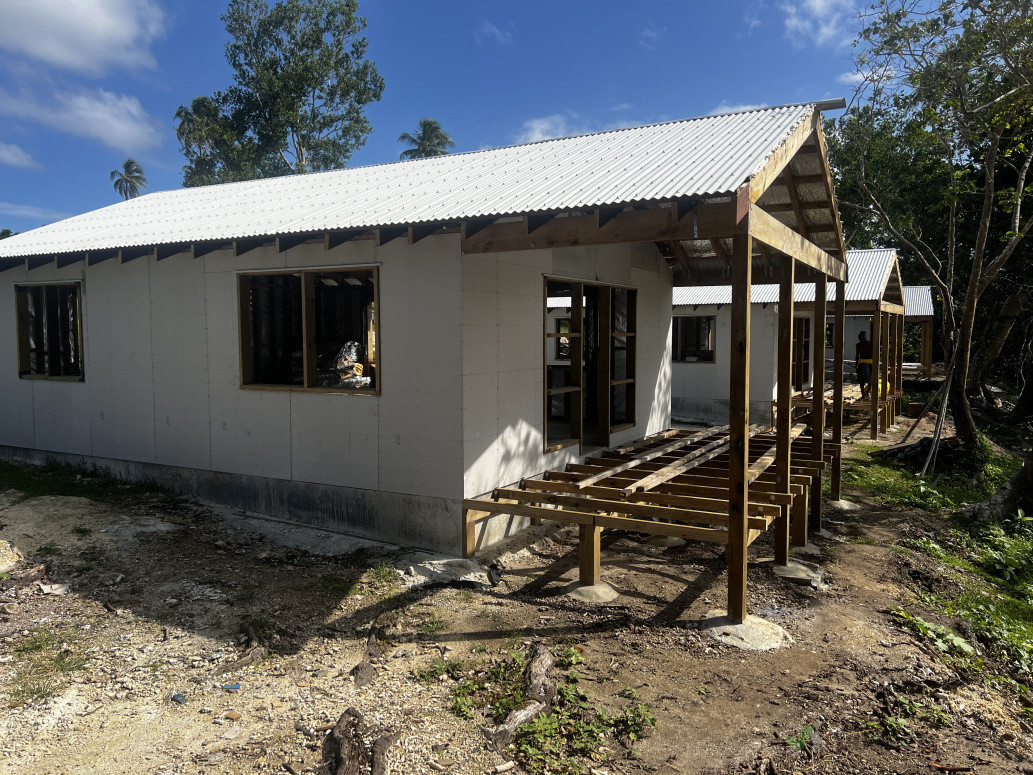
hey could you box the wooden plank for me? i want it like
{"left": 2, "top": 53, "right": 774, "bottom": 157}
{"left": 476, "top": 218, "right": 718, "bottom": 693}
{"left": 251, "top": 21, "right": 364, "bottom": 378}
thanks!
{"left": 775, "top": 257, "right": 795, "bottom": 565}
{"left": 748, "top": 204, "right": 847, "bottom": 280}
{"left": 237, "top": 275, "right": 254, "bottom": 386}
{"left": 831, "top": 279, "right": 846, "bottom": 499}
{"left": 749, "top": 110, "right": 819, "bottom": 203}
{"left": 593, "top": 515, "right": 729, "bottom": 544}
{"left": 460, "top": 500, "right": 595, "bottom": 527}
{"left": 922, "top": 320, "right": 933, "bottom": 378}
{"left": 881, "top": 310, "right": 890, "bottom": 434}
{"left": 879, "top": 301, "right": 905, "bottom": 315}
{"left": 871, "top": 310, "right": 881, "bottom": 440}
{"left": 302, "top": 273, "right": 316, "bottom": 388}
{"left": 624, "top": 433, "right": 734, "bottom": 493}
{"left": 728, "top": 228, "right": 752, "bottom": 624}
{"left": 579, "top": 525, "right": 602, "bottom": 585}
{"left": 575, "top": 426, "right": 725, "bottom": 488}
{"left": 811, "top": 273, "right": 827, "bottom": 532}
{"left": 493, "top": 487, "right": 773, "bottom": 526}
{"left": 792, "top": 483, "right": 809, "bottom": 547}
{"left": 519, "top": 478, "right": 780, "bottom": 515}
{"left": 461, "top": 201, "right": 739, "bottom": 253}
{"left": 599, "top": 286, "right": 612, "bottom": 448}
{"left": 811, "top": 119, "right": 848, "bottom": 262}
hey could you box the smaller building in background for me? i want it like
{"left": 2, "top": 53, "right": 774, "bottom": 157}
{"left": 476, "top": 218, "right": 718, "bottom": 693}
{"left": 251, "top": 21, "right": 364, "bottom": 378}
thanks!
{"left": 671, "top": 248, "right": 908, "bottom": 424}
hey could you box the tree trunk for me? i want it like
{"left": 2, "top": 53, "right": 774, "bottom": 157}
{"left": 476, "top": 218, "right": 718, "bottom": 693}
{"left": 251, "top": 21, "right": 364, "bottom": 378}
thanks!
{"left": 969, "top": 290, "right": 1024, "bottom": 400}
{"left": 1009, "top": 326, "right": 1033, "bottom": 421}
{"left": 958, "top": 458, "right": 1033, "bottom": 523}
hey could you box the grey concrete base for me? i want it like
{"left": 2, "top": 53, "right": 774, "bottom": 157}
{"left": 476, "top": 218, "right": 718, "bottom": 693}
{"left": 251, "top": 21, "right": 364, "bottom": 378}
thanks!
{"left": 697, "top": 610, "right": 793, "bottom": 651}
{"left": 0, "top": 444, "right": 467, "bottom": 555}
{"left": 791, "top": 543, "right": 824, "bottom": 559}
{"left": 829, "top": 499, "right": 862, "bottom": 512}
{"left": 772, "top": 560, "right": 826, "bottom": 590}
{"left": 564, "top": 581, "right": 619, "bottom": 603}
{"left": 643, "top": 535, "right": 686, "bottom": 548}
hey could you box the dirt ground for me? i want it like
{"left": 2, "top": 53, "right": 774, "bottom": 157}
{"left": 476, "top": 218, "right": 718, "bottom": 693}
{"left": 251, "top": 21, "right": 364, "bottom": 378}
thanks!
{"left": 1, "top": 417, "right": 1032, "bottom": 775}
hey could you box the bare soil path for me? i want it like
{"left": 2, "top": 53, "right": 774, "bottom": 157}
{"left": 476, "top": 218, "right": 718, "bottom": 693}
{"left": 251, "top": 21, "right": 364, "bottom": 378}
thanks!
{"left": 1, "top": 429, "right": 1031, "bottom": 774}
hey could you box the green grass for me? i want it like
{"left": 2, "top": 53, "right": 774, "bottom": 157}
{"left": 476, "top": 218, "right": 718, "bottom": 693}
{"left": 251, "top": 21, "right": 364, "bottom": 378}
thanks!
{"left": 442, "top": 650, "right": 656, "bottom": 774}
{"left": 840, "top": 442, "right": 1020, "bottom": 513}
{"left": 8, "top": 628, "right": 88, "bottom": 706}
{"left": 0, "top": 459, "right": 169, "bottom": 505}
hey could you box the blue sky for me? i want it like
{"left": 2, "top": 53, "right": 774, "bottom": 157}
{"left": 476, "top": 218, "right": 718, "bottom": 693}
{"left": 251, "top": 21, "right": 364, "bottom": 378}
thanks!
{"left": 0, "top": 0, "right": 863, "bottom": 233}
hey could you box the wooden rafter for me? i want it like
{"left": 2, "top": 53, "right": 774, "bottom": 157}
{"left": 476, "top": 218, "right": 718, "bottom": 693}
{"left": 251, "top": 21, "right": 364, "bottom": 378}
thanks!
{"left": 748, "top": 204, "right": 846, "bottom": 281}
{"left": 781, "top": 169, "right": 811, "bottom": 240}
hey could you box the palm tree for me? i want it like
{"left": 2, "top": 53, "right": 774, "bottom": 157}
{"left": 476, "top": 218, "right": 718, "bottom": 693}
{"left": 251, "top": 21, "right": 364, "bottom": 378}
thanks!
{"left": 397, "top": 118, "right": 456, "bottom": 160}
{"left": 110, "top": 158, "right": 148, "bottom": 200}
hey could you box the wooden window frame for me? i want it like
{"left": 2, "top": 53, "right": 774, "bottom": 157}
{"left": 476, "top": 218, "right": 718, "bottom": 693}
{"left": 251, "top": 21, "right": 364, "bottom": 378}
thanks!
{"left": 237, "top": 265, "right": 381, "bottom": 396}
{"left": 543, "top": 278, "right": 637, "bottom": 454}
{"left": 671, "top": 315, "right": 716, "bottom": 364}
{"left": 792, "top": 316, "right": 811, "bottom": 391}
{"left": 15, "top": 282, "right": 85, "bottom": 382}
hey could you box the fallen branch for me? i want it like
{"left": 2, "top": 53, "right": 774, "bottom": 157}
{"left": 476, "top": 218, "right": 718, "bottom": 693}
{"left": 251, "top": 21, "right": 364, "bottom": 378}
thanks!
{"left": 489, "top": 644, "right": 556, "bottom": 748}
{"left": 350, "top": 620, "right": 384, "bottom": 688}
{"left": 324, "top": 707, "right": 400, "bottom": 775}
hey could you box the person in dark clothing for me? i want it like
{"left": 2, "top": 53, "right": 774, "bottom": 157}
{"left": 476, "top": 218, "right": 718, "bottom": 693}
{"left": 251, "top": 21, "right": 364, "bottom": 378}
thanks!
{"left": 856, "top": 331, "right": 874, "bottom": 400}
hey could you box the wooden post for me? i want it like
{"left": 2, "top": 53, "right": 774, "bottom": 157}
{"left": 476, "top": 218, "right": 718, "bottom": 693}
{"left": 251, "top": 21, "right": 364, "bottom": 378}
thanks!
{"left": 777, "top": 258, "right": 795, "bottom": 556}
{"left": 831, "top": 280, "right": 846, "bottom": 499}
{"left": 870, "top": 311, "right": 881, "bottom": 440}
{"left": 922, "top": 320, "right": 933, "bottom": 378}
{"left": 897, "top": 314, "right": 905, "bottom": 416}
{"left": 881, "top": 309, "right": 890, "bottom": 433}
{"left": 728, "top": 226, "right": 752, "bottom": 623}
{"left": 579, "top": 525, "right": 602, "bottom": 586}
{"left": 810, "top": 274, "right": 827, "bottom": 533}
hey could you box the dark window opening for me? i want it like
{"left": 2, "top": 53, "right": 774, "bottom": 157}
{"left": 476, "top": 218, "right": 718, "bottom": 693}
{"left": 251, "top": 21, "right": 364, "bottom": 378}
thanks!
{"left": 16, "top": 283, "right": 84, "bottom": 380}
{"left": 672, "top": 316, "right": 715, "bottom": 363}
{"left": 239, "top": 267, "right": 378, "bottom": 393}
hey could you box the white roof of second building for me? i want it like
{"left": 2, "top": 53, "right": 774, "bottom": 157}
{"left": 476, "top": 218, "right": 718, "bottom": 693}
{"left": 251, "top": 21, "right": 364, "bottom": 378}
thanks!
{"left": 672, "top": 248, "right": 897, "bottom": 307}
{"left": 903, "top": 286, "right": 934, "bottom": 318}
{"left": 0, "top": 103, "right": 822, "bottom": 259}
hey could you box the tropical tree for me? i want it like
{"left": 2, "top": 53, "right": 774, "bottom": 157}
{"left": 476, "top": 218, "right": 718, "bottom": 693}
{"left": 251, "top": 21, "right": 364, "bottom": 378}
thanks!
{"left": 834, "top": 0, "right": 1033, "bottom": 450}
{"left": 397, "top": 118, "right": 455, "bottom": 160}
{"left": 110, "top": 158, "right": 148, "bottom": 200}
{"left": 175, "top": 0, "right": 385, "bottom": 186}
{"left": 0, "top": 228, "right": 14, "bottom": 239}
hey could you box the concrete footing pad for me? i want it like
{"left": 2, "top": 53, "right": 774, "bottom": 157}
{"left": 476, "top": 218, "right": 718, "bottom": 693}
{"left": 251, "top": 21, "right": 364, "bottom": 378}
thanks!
{"left": 791, "top": 543, "right": 824, "bottom": 559}
{"left": 564, "top": 581, "right": 619, "bottom": 603}
{"left": 772, "top": 559, "right": 826, "bottom": 590}
{"left": 643, "top": 535, "right": 686, "bottom": 548}
{"left": 696, "top": 610, "right": 793, "bottom": 651}
{"left": 829, "top": 499, "right": 862, "bottom": 512}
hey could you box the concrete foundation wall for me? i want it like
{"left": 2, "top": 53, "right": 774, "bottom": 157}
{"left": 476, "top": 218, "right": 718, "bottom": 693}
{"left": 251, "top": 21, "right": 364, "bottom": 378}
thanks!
{"left": 0, "top": 444, "right": 459, "bottom": 553}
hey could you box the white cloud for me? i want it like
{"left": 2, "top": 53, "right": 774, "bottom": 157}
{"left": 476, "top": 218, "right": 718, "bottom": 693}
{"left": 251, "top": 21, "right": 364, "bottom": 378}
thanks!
{"left": 516, "top": 115, "right": 582, "bottom": 143}
{"left": 473, "top": 21, "right": 514, "bottom": 46}
{"left": 0, "top": 87, "right": 161, "bottom": 154}
{"left": 514, "top": 113, "right": 648, "bottom": 144}
{"left": 708, "top": 102, "right": 769, "bottom": 116}
{"left": 743, "top": 0, "right": 766, "bottom": 34}
{"left": 0, "top": 140, "right": 41, "bottom": 170}
{"left": 836, "top": 70, "right": 865, "bottom": 86}
{"left": 780, "top": 0, "right": 854, "bottom": 48}
{"left": 0, "top": 0, "right": 165, "bottom": 77}
{"left": 0, "top": 201, "right": 70, "bottom": 221}
{"left": 610, "top": 103, "right": 633, "bottom": 112}
{"left": 639, "top": 25, "right": 667, "bottom": 50}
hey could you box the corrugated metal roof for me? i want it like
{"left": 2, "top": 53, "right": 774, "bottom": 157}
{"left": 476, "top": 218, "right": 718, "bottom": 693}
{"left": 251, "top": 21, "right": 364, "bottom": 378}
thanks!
{"left": 903, "top": 285, "right": 934, "bottom": 318}
{"left": 0, "top": 103, "right": 820, "bottom": 259}
{"left": 672, "top": 249, "right": 896, "bottom": 307}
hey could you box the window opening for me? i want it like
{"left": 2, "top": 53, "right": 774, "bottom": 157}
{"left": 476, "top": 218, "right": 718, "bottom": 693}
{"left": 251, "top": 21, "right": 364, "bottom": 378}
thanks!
{"left": 239, "top": 267, "right": 378, "bottom": 393}
{"left": 544, "top": 280, "right": 636, "bottom": 452}
{"left": 672, "top": 316, "right": 715, "bottom": 363}
{"left": 15, "top": 283, "right": 84, "bottom": 380}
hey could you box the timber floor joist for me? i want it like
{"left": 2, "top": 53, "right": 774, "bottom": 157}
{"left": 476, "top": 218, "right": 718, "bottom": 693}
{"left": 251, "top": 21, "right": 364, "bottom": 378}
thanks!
{"left": 463, "top": 424, "right": 834, "bottom": 558}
